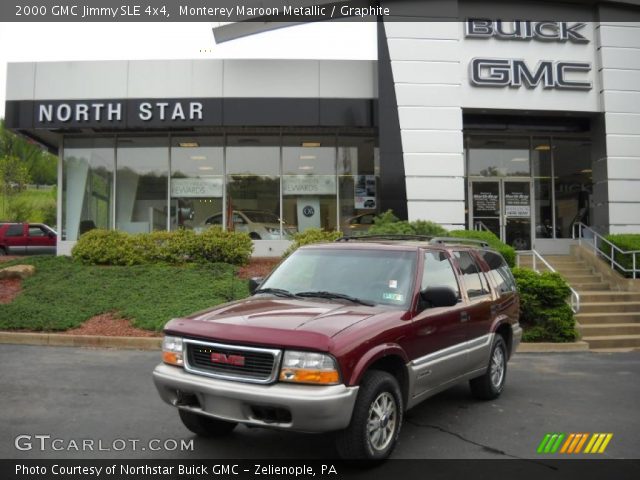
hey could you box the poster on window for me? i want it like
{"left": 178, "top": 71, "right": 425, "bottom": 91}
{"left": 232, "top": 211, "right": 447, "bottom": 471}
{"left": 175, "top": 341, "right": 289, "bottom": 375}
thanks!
{"left": 504, "top": 190, "right": 531, "bottom": 217}
{"left": 355, "top": 175, "right": 377, "bottom": 209}
{"left": 472, "top": 189, "right": 500, "bottom": 217}
{"left": 171, "top": 178, "right": 222, "bottom": 198}
{"left": 283, "top": 175, "right": 336, "bottom": 195}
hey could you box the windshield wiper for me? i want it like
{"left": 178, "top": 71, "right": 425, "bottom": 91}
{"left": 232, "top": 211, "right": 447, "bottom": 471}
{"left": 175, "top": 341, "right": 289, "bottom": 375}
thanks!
{"left": 296, "top": 291, "right": 375, "bottom": 307}
{"left": 253, "top": 288, "right": 298, "bottom": 298}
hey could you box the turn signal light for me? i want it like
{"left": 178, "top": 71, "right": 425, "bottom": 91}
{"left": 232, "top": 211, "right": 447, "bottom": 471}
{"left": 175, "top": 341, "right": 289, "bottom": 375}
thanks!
{"left": 279, "top": 368, "right": 340, "bottom": 385}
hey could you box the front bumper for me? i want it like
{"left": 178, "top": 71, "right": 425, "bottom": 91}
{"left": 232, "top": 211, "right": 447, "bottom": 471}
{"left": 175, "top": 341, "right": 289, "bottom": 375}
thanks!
{"left": 153, "top": 363, "right": 358, "bottom": 433}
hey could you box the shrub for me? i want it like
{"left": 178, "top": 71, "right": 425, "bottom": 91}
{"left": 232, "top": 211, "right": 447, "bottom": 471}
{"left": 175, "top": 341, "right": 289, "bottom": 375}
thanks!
{"left": 512, "top": 267, "right": 577, "bottom": 343}
{"left": 602, "top": 234, "right": 640, "bottom": 277}
{"left": 367, "top": 210, "right": 448, "bottom": 236}
{"left": 72, "top": 227, "right": 253, "bottom": 266}
{"left": 448, "top": 230, "right": 516, "bottom": 267}
{"left": 282, "top": 228, "right": 343, "bottom": 258}
{"left": 5, "top": 196, "right": 35, "bottom": 222}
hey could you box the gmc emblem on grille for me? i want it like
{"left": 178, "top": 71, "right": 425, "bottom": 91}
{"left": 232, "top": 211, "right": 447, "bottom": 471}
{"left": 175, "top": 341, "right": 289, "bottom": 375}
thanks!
{"left": 210, "top": 352, "right": 245, "bottom": 366}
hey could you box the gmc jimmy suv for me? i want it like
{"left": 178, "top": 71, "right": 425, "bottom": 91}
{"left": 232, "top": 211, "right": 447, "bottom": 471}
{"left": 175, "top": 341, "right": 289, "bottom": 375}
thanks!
{"left": 153, "top": 236, "right": 521, "bottom": 460}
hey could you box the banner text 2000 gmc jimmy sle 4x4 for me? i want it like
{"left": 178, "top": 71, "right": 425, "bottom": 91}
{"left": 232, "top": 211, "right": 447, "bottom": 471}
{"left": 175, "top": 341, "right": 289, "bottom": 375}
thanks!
{"left": 153, "top": 237, "right": 521, "bottom": 460}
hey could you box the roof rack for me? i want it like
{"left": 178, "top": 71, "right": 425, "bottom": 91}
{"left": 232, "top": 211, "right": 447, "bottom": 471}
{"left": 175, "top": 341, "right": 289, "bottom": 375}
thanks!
{"left": 336, "top": 234, "right": 490, "bottom": 248}
{"left": 336, "top": 234, "right": 433, "bottom": 242}
{"left": 429, "top": 237, "right": 490, "bottom": 248}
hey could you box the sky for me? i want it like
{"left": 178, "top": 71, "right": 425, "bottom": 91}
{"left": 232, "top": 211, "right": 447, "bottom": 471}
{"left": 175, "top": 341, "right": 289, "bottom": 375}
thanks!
{"left": 0, "top": 21, "right": 377, "bottom": 118}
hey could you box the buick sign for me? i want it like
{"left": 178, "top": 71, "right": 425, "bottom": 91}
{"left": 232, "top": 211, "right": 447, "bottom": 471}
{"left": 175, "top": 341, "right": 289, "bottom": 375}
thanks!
{"left": 466, "top": 19, "right": 589, "bottom": 44}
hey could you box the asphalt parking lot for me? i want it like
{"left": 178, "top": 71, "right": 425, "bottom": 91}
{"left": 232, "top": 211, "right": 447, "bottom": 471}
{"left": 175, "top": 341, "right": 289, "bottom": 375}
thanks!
{"left": 1, "top": 345, "right": 638, "bottom": 460}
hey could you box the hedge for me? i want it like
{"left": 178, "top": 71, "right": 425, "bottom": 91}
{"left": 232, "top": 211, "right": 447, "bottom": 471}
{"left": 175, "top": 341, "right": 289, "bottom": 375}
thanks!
{"left": 448, "top": 230, "right": 516, "bottom": 268}
{"left": 282, "top": 228, "right": 343, "bottom": 258}
{"left": 512, "top": 267, "right": 577, "bottom": 342}
{"left": 367, "top": 210, "right": 448, "bottom": 236}
{"left": 602, "top": 234, "right": 640, "bottom": 276}
{"left": 72, "top": 227, "right": 253, "bottom": 266}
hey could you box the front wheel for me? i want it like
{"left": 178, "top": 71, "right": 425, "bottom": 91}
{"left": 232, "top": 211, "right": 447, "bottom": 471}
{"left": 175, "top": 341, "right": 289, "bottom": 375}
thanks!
{"left": 469, "top": 335, "right": 507, "bottom": 400}
{"left": 178, "top": 409, "right": 237, "bottom": 437}
{"left": 335, "top": 370, "right": 403, "bottom": 460}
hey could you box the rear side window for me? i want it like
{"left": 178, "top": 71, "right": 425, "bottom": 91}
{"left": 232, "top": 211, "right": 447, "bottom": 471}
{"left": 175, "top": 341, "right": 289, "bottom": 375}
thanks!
{"left": 4, "top": 224, "right": 23, "bottom": 237}
{"left": 421, "top": 251, "right": 460, "bottom": 299}
{"left": 453, "top": 251, "right": 491, "bottom": 299}
{"left": 479, "top": 250, "right": 517, "bottom": 295}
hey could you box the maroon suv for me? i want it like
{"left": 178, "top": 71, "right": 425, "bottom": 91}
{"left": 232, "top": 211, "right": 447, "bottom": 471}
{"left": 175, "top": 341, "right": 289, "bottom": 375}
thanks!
{"left": 153, "top": 237, "right": 521, "bottom": 460}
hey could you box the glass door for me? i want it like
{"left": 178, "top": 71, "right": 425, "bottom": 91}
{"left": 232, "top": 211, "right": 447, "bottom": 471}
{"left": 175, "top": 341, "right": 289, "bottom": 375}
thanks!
{"left": 470, "top": 179, "right": 533, "bottom": 250}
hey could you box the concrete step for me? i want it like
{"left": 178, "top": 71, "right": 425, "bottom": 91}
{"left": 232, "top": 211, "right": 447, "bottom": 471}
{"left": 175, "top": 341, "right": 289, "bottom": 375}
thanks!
{"left": 574, "top": 282, "right": 612, "bottom": 291}
{"left": 580, "top": 323, "right": 640, "bottom": 336}
{"left": 581, "top": 334, "right": 640, "bottom": 349}
{"left": 576, "top": 312, "right": 640, "bottom": 324}
{"left": 554, "top": 267, "right": 595, "bottom": 276}
{"left": 562, "top": 273, "right": 603, "bottom": 283}
{"left": 578, "top": 291, "right": 640, "bottom": 303}
{"left": 579, "top": 301, "right": 640, "bottom": 314}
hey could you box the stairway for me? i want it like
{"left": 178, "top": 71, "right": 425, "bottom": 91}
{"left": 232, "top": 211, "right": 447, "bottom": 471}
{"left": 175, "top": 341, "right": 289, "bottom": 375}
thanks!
{"left": 520, "top": 254, "right": 640, "bottom": 351}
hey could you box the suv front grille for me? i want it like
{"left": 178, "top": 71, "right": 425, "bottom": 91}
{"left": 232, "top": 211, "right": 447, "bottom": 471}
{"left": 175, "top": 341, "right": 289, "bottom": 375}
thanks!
{"left": 184, "top": 339, "right": 281, "bottom": 384}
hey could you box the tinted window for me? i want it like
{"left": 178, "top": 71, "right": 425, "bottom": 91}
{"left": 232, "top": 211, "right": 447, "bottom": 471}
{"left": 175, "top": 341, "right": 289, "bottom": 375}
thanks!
{"left": 421, "top": 251, "right": 460, "bottom": 299}
{"left": 5, "top": 224, "right": 23, "bottom": 237}
{"left": 454, "top": 251, "right": 490, "bottom": 298}
{"left": 28, "top": 226, "right": 47, "bottom": 237}
{"left": 479, "top": 250, "right": 517, "bottom": 294}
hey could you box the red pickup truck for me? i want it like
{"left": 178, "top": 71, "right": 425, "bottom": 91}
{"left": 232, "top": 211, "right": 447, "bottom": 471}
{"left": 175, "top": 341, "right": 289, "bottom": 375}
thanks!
{"left": 0, "top": 223, "right": 57, "bottom": 255}
{"left": 153, "top": 237, "right": 521, "bottom": 460}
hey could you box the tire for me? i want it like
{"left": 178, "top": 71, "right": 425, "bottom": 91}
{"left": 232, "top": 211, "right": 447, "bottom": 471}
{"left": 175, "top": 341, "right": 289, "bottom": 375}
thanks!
{"left": 0, "top": 247, "right": 6, "bottom": 256}
{"left": 178, "top": 409, "right": 237, "bottom": 437}
{"left": 249, "top": 232, "right": 261, "bottom": 240}
{"left": 469, "top": 335, "right": 508, "bottom": 400}
{"left": 335, "top": 370, "right": 403, "bottom": 460}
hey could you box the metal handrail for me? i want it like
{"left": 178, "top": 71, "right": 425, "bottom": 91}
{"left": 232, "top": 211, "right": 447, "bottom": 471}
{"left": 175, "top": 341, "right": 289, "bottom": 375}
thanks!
{"left": 572, "top": 222, "right": 640, "bottom": 279}
{"left": 474, "top": 221, "right": 491, "bottom": 233}
{"left": 517, "top": 250, "right": 581, "bottom": 313}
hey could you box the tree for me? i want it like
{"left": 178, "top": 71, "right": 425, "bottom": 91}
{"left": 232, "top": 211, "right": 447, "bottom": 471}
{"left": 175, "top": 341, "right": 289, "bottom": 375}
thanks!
{"left": 0, "top": 155, "right": 32, "bottom": 219}
{"left": 0, "top": 119, "right": 57, "bottom": 185}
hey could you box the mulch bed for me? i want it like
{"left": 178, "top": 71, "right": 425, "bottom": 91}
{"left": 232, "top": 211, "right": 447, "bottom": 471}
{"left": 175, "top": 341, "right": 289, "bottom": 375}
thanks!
{"left": 66, "top": 313, "right": 161, "bottom": 337}
{"left": 0, "top": 278, "right": 22, "bottom": 304}
{"left": 237, "top": 257, "right": 281, "bottom": 280}
{"left": 0, "top": 256, "right": 20, "bottom": 263}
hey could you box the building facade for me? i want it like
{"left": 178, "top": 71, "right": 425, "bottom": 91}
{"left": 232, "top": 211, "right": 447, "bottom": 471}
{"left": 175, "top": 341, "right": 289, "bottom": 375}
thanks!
{"left": 4, "top": 1, "right": 640, "bottom": 255}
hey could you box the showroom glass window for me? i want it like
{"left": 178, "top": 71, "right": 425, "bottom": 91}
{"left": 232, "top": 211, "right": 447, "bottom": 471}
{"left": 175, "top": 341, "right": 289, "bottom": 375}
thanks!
{"left": 170, "top": 137, "right": 223, "bottom": 231}
{"left": 467, "top": 136, "right": 530, "bottom": 177}
{"left": 226, "top": 136, "right": 281, "bottom": 239}
{"left": 338, "top": 135, "right": 379, "bottom": 235}
{"left": 115, "top": 137, "right": 169, "bottom": 233}
{"left": 62, "top": 137, "right": 115, "bottom": 241}
{"left": 532, "top": 137, "right": 554, "bottom": 239}
{"left": 282, "top": 135, "right": 337, "bottom": 232}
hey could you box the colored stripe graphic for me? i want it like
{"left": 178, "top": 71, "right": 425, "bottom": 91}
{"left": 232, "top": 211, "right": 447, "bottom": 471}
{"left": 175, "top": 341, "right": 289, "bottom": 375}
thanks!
{"left": 538, "top": 433, "right": 613, "bottom": 454}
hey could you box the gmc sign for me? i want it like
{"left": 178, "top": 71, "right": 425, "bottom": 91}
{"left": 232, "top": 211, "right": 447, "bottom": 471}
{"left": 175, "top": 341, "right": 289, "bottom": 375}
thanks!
{"left": 470, "top": 58, "right": 592, "bottom": 90}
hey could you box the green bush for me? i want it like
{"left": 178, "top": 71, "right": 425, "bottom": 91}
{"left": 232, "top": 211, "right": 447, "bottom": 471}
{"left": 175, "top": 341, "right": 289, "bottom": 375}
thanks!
{"left": 512, "top": 267, "right": 577, "bottom": 343}
{"left": 367, "top": 210, "right": 448, "bottom": 236}
{"left": 602, "top": 234, "right": 640, "bottom": 276}
{"left": 448, "top": 230, "right": 516, "bottom": 267}
{"left": 72, "top": 227, "right": 253, "bottom": 266}
{"left": 282, "top": 228, "right": 343, "bottom": 258}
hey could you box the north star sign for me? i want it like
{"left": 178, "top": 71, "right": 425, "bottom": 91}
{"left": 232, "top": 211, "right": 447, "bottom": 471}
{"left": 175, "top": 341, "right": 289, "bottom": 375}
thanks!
{"left": 466, "top": 19, "right": 592, "bottom": 91}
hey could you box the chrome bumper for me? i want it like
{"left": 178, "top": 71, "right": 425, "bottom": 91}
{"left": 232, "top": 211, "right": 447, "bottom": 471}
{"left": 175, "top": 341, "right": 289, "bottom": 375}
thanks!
{"left": 153, "top": 363, "right": 358, "bottom": 433}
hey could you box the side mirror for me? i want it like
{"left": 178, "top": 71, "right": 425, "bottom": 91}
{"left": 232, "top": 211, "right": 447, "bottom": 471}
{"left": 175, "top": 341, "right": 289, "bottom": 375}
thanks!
{"left": 248, "top": 277, "right": 264, "bottom": 294}
{"left": 420, "top": 286, "right": 458, "bottom": 308}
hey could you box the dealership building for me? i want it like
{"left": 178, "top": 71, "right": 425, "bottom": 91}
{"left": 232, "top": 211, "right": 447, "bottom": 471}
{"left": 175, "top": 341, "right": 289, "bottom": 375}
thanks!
{"left": 4, "top": 1, "right": 640, "bottom": 255}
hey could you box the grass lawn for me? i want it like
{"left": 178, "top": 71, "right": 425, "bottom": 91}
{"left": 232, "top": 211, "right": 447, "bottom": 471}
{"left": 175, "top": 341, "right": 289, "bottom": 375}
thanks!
{"left": 0, "top": 256, "right": 249, "bottom": 331}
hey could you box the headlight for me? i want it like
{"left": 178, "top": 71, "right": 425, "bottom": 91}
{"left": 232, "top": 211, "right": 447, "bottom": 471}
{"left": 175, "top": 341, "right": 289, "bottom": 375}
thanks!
{"left": 279, "top": 351, "right": 340, "bottom": 385}
{"left": 162, "top": 336, "right": 184, "bottom": 366}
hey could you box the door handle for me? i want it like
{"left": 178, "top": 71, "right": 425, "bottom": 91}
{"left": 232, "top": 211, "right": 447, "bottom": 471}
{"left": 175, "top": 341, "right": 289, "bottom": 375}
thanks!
{"left": 460, "top": 311, "right": 470, "bottom": 323}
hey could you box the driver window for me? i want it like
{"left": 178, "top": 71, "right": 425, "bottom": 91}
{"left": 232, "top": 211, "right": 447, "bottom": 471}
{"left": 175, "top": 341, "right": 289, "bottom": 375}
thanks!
{"left": 421, "top": 251, "right": 460, "bottom": 299}
{"left": 28, "top": 226, "right": 47, "bottom": 237}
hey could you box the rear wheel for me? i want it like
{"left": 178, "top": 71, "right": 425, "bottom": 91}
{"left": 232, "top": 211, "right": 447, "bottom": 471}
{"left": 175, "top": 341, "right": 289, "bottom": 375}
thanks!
{"left": 0, "top": 247, "right": 6, "bottom": 256}
{"left": 469, "top": 335, "right": 507, "bottom": 400}
{"left": 335, "top": 370, "right": 403, "bottom": 460}
{"left": 178, "top": 409, "right": 237, "bottom": 437}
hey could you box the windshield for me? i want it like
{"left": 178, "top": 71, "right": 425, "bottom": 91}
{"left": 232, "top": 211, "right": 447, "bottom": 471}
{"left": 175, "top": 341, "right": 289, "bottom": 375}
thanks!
{"left": 260, "top": 248, "right": 417, "bottom": 308}
{"left": 243, "top": 211, "right": 280, "bottom": 223}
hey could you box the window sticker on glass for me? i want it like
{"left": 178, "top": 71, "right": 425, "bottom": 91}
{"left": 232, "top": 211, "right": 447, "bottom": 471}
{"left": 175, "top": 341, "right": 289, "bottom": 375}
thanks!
{"left": 388, "top": 280, "right": 398, "bottom": 289}
{"left": 382, "top": 292, "right": 404, "bottom": 302}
